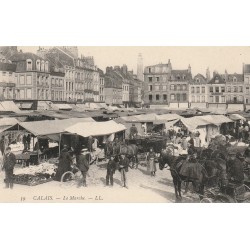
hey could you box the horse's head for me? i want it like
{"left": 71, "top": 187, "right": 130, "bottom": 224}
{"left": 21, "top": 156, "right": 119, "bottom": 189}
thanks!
{"left": 159, "top": 151, "right": 174, "bottom": 170}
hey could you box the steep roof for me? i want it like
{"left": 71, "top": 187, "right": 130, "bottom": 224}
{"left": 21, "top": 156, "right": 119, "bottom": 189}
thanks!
{"left": 9, "top": 52, "right": 43, "bottom": 62}
{"left": 170, "top": 69, "right": 192, "bottom": 81}
{"left": 244, "top": 64, "right": 250, "bottom": 74}
{"left": 208, "top": 74, "right": 225, "bottom": 84}
{"left": 0, "top": 62, "right": 16, "bottom": 72}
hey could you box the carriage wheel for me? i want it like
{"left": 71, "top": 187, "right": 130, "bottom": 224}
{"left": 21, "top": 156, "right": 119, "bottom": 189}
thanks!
{"left": 60, "top": 171, "right": 77, "bottom": 188}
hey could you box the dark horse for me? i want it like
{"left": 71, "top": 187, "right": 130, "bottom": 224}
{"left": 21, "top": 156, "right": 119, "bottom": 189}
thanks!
{"left": 104, "top": 141, "right": 139, "bottom": 168}
{"left": 158, "top": 149, "right": 226, "bottom": 202}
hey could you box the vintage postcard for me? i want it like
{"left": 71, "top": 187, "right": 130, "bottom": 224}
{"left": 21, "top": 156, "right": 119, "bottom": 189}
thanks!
{"left": 1, "top": 46, "right": 250, "bottom": 203}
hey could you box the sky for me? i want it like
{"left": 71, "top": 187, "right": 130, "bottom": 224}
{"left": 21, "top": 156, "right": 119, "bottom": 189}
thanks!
{"left": 19, "top": 46, "right": 250, "bottom": 76}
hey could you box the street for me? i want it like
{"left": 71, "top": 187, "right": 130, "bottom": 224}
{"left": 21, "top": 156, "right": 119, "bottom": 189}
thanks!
{"left": 0, "top": 162, "right": 199, "bottom": 203}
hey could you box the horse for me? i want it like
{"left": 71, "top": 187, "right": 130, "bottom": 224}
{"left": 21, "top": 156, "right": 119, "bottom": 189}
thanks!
{"left": 104, "top": 141, "right": 139, "bottom": 168}
{"left": 158, "top": 149, "right": 225, "bottom": 202}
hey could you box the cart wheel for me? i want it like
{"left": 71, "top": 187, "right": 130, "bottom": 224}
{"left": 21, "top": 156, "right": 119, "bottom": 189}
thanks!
{"left": 200, "top": 198, "right": 213, "bottom": 203}
{"left": 60, "top": 171, "right": 76, "bottom": 188}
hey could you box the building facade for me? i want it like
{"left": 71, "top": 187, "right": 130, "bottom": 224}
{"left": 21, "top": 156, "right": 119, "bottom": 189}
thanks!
{"left": 9, "top": 52, "right": 50, "bottom": 101}
{"left": 189, "top": 73, "right": 208, "bottom": 108}
{"left": 144, "top": 60, "right": 171, "bottom": 106}
{"left": 0, "top": 61, "right": 16, "bottom": 100}
{"left": 207, "top": 73, "right": 226, "bottom": 109}
{"left": 98, "top": 69, "right": 105, "bottom": 102}
{"left": 243, "top": 64, "right": 250, "bottom": 107}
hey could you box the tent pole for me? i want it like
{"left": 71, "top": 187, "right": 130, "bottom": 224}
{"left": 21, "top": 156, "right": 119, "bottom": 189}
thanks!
{"left": 59, "top": 133, "right": 61, "bottom": 155}
{"left": 37, "top": 137, "right": 40, "bottom": 165}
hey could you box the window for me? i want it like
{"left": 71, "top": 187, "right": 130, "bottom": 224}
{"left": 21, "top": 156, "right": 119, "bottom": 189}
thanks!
{"left": 45, "top": 61, "right": 49, "bottom": 72}
{"left": 26, "top": 59, "right": 32, "bottom": 71}
{"left": 215, "top": 87, "right": 219, "bottom": 93}
{"left": 210, "top": 96, "right": 213, "bottom": 103}
{"left": 162, "top": 85, "right": 167, "bottom": 91}
{"left": 156, "top": 77, "right": 160, "bottom": 82}
{"left": 201, "top": 96, "right": 205, "bottom": 102}
{"left": 246, "top": 99, "right": 249, "bottom": 104}
{"left": 170, "top": 94, "right": 175, "bottom": 100}
{"left": 170, "top": 85, "right": 174, "bottom": 90}
{"left": 148, "top": 68, "right": 151, "bottom": 73}
{"left": 227, "top": 86, "right": 231, "bottom": 92}
{"left": 41, "top": 60, "right": 45, "bottom": 71}
{"left": 148, "top": 77, "right": 152, "bottom": 82}
{"left": 156, "top": 94, "right": 160, "bottom": 101}
{"left": 26, "top": 89, "right": 32, "bottom": 99}
{"left": 209, "top": 86, "right": 213, "bottom": 92}
{"left": 20, "top": 75, "right": 25, "bottom": 85}
{"left": 239, "top": 96, "right": 243, "bottom": 102}
{"left": 239, "top": 86, "right": 243, "bottom": 92}
{"left": 163, "top": 94, "right": 167, "bottom": 101}
{"left": 20, "top": 89, "right": 25, "bottom": 99}
{"left": 215, "top": 96, "right": 219, "bottom": 102}
{"left": 196, "top": 87, "right": 200, "bottom": 93}
{"left": 177, "top": 85, "right": 180, "bottom": 91}
{"left": 196, "top": 78, "right": 200, "bottom": 83}
{"left": 202, "top": 87, "right": 205, "bottom": 93}
{"left": 155, "top": 85, "right": 159, "bottom": 91}
{"left": 36, "top": 60, "right": 40, "bottom": 71}
{"left": 149, "top": 95, "right": 152, "bottom": 101}
{"left": 215, "top": 77, "right": 219, "bottom": 83}
{"left": 245, "top": 77, "right": 250, "bottom": 84}
{"left": 192, "top": 96, "right": 195, "bottom": 102}
{"left": 197, "top": 96, "right": 200, "bottom": 102}
{"left": 27, "top": 75, "right": 32, "bottom": 85}
{"left": 227, "top": 95, "right": 231, "bottom": 102}
{"left": 177, "top": 75, "right": 181, "bottom": 80}
{"left": 233, "top": 86, "right": 237, "bottom": 92}
{"left": 221, "top": 96, "right": 225, "bottom": 103}
{"left": 191, "top": 87, "right": 194, "bottom": 93}
{"left": 233, "top": 77, "right": 237, "bottom": 82}
{"left": 182, "top": 93, "right": 187, "bottom": 101}
{"left": 148, "top": 85, "right": 152, "bottom": 91}
{"left": 221, "top": 87, "right": 225, "bottom": 93}
{"left": 246, "top": 87, "right": 249, "bottom": 94}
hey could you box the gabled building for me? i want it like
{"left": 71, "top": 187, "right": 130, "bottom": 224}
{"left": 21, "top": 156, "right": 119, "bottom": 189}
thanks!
{"left": 168, "top": 66, "right": 192, "bottom": 109}
{"left": 9, "top": 52, "right": 50, "bottom": 101}
{"left": 222, "top": 71, "right": 244, "bottom": 111}
{"left": 189, "top": 71, "right": 209, "bottom": 108}
{"left": 207, "top": 72, "right": 226, "bottom": 109}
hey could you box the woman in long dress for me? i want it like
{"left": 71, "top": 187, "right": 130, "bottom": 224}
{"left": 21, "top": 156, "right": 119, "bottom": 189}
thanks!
{"left": 147, "top": 147, "right": 156, "bottom": 176}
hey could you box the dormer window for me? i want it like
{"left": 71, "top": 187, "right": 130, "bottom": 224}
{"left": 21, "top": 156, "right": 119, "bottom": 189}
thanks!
{"left": 177, "top": 75, "right": 181, "bottom": 80}
{"left": 26, "top": 59, "right": 32, "bottom": 71}
{"left": 45, "top": 61, "right": 49, "bottom": 72}
{"left": 41, "top": 60, "right": 45, "bottom": 71}
{"left": 183, "top": 75, "right": 186, "bottom": 80}
{"left": 36, "top": 60, "right": 40, "bottom": 71}
{"left": 233, "top": 77, "right": 237, "bottom": 82}
{"left": 196, "top": 78, "right": 200, "bottom": 83}
{"left": 215, "top": 77, "right": 219, "bottom": 83}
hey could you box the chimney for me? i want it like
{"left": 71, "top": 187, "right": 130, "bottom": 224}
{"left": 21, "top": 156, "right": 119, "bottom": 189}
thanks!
{"left": 206, "top": 67, "right": 211, "bottom": 81}
{"left": 188, "top": 64, "right": 191, "bottom": 74}
{"left": 122, "top": 64, "right": 128, "bottom": 75}
{"left": 168, "top": 59, "right": 172, "bottom": 71}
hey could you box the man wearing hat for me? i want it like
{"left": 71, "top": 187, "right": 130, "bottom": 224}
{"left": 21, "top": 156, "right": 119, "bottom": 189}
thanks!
{"left": 54, "top": 145, "right": 72, "bottom": 181}
{"left": 106, "top": 155, "right": 117, "bottom": 186}
{"left": 76, "top": 148, "right": 89, "bottom": 187}
{"left": 226, "top": 150, "right": 244, "bottom": 185}
{"left": 2, "top": 147, "right": 16, "bottom": 189}
{"left": 119, "top": 153, "right": 130, "bottom": 188}
{"left": 130, "top": 124, "right": 138, "bottom": 139}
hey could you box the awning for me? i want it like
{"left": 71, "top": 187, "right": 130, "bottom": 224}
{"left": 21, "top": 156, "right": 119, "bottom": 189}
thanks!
{"left": 155, "top": 113, "right": 182, "bottom": 124}
{"left": 17, "top": 102, "right": 33, "bottom": 109}
{"left": 229, "top": 114, "right": 246, "bottom": 121}
{"left": 163, "top": 119, "right": 180, "bottom": 130}
{"left": 52, "top": 103, "right": 72, "bottom": 110}
{"left": 65, "top": 120, "right": 126, "bottom": 137}
{"left": 0, "top": 101, "right": 21, "bottom": 113}
{"left": 18, "top": 117, "right": 95, "bottom": 137}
